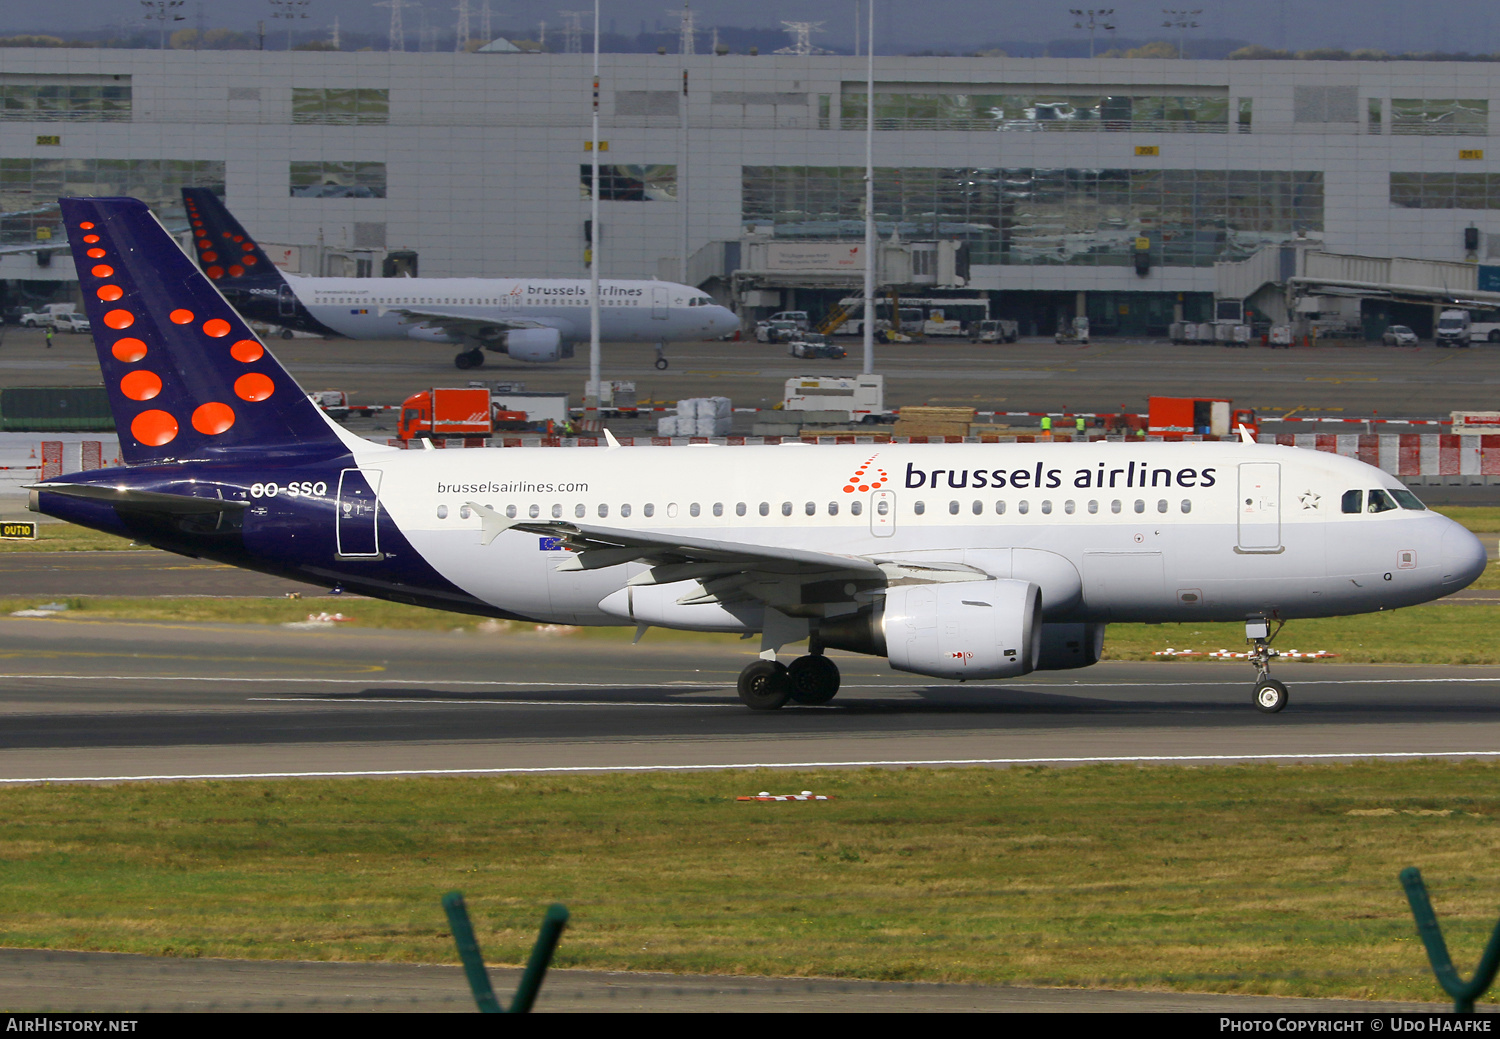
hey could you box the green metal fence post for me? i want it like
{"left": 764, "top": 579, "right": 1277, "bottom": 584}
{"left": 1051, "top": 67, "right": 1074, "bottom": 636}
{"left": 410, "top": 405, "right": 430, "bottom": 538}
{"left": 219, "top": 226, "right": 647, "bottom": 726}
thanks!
{"left": 441, "top": 891, "right": 503, "bottom": 1013}
{"left": 509, "top": 903, "right": 570, "bottom": 1014}
{"left": 1400, "top": 866, "right": 1500, "bottom": 1013}
{"left": 442, "top": 892, "right": 570, "bottom": 1014}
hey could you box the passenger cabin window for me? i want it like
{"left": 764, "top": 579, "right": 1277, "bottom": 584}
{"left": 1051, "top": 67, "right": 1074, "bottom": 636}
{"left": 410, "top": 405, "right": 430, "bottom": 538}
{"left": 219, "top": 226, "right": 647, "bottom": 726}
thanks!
{"left": 598, "top": 504, "right": 609, "bottom": 518}
{"left": 1064, "top": 500, "right": 1075, "bottom": 515}
{"left": 736, "top": 502, "right": 746, "bottom": 516}
{"left": 621, "top": 503, "right": 632, "bottom": 517}
{"left": 1088, "top": 500, "right": 1098, "bottom": 514}
{"left": 552, "top": 504, "right": 563, "bottom": 519}
{"left": 949, "top": 501, "right": 960, "bottom": 515}
{"left": 1134, "top": 500, "right": 1145, "bottom": 513}
{"left": 505, "top": 505, "right": 516, "bottom": 518}
{"left": 1367, "top": 489, "right": 1399, "bottom": 513}
{"left": 1041, "top": 500, "right": 1052, "bottom": 515}
{"left": 644, "top": 503, "right": 655, "bottom": 517}
{"left": 782, "top": 502, "right": 793, "bottom": 516}
{"left": 805, "top": 502, "right": 816, "bottom": 516}
{"left": 828, "top": 502, "right": 839, "bottom": 515}
{"left": 1111, "top": 500, "right": 1122, "bottom": 514}
{"left": 1342, "top": 490, "right": 1363, "bottom": 514}
{"left": 713, "top": 503, "right": 724, "bottom": 517}
{"left": 851, "top": 500, "right": 863, "bottom": 516}
{"left": 972, "top": 500, "right": 983, "bottom": 515}
{"left": 529, "top": 504, "right": 540, "bottom": 518}
{"left": 690, "top": 503, "right": 700, "bottom": 517}
{"left": 436, "top": 505, "right": 448, "bottom": 519}
{"left": 914, "top": 501, "right": 926, "bottom": 515}
{"left": 575, "top": 504, "right": 586, "bottom": 518}
{"left": 759, "top": 502, "right": 769, "bottom": 517}
{"left": 1018, "top": 501, "right": 1029, "bottom": 515}
{"left": 995, "top": 501, "right": 1006, "bottom": 514}
{"left": 1181, "top": 500, "right": 1192, "bottom": 514}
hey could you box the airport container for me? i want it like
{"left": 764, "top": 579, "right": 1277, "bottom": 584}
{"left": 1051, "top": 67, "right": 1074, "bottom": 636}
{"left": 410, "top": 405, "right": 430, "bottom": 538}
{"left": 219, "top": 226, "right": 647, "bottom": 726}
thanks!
{"left": 0, "top": 387, "right": 114, "bottom": 432}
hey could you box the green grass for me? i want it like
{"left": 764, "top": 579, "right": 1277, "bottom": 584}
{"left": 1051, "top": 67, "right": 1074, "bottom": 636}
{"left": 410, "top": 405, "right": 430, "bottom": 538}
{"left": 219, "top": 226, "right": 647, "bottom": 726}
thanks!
{"left": 0, "top": 763, "right": 1494, "bottom": 1000}
{"left": 1433, "top": 506, "right": 1500, "bottom": 535}
{"left": 1104, "top": 604, "right": 1500, "bottom": 665}
{"left": 0, "top": 524, "right": 145, "bottom": 552}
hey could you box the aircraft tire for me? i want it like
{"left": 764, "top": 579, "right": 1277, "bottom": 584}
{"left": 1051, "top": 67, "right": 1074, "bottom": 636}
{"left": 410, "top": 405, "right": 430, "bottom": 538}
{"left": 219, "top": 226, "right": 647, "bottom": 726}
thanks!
{"left": 787, "top": 654, "right": 840, "bottom": 705}
{"left": 454, "top": 350, "right": 484, "bottom": 370}
{"left": 655, "top": 357, "right": 669, "bottom": 370}
{"left": 280, "top": 328, "right": 294, "bottom": 340}
{"left": 737, "top": 660, "right": 791, "bottom": 710}
{"left": 1253, "top": 678, "right": 1288, "bottom": 714}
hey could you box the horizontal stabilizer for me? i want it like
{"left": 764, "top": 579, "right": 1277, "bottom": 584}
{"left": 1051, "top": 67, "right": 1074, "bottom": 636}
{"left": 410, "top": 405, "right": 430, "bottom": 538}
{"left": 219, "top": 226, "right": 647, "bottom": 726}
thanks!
{"left": 27, "top": 483, "right": 248, "bottom": 515}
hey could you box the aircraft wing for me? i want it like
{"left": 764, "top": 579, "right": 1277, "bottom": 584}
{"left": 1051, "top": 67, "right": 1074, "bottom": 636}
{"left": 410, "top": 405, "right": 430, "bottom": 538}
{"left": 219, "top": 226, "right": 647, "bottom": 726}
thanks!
{"left": 463, "top": 505, "right": 984, "bottom": 611}
{"left": 384, "top": 307, "right": 553, "bottom": 336}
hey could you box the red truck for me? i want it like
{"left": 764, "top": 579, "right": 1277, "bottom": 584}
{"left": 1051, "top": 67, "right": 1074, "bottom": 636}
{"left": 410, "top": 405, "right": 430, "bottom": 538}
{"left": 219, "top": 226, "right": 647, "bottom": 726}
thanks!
{"left": 397, "top": 387, "right": 531, "bottom": 441}
{"left": 1147, "top": 396, "right": 1258, "bottom": 440}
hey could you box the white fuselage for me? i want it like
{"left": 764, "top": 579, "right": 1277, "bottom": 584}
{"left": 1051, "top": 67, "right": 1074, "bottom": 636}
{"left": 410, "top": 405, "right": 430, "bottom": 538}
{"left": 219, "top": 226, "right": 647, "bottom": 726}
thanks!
{"left": 335, "top": 439, "right": 1485, "bottom": 628}
{"left": 284, "top": 274, "right": 739, "bottom": 344}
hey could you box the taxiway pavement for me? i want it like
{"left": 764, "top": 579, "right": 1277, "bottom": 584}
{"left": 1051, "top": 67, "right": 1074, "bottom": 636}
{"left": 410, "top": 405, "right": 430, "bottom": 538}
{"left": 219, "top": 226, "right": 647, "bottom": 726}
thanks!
{"left": 0, "top": 616, "right": 1497, "bottom": 784}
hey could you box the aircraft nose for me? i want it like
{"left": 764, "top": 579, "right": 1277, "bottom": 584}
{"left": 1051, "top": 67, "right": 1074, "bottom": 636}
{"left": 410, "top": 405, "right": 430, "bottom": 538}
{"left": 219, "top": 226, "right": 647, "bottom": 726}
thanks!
{"left": 1441, "top": 522, "right": 1488, "bottom": 588}
{"left": 711, "top": 306, "right": 738, "bottom": 333}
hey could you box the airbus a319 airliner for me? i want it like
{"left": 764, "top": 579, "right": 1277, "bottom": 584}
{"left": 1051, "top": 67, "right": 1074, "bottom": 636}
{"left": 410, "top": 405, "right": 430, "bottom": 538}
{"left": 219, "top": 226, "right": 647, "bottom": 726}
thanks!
{"left": 32, "top": 197, "right": 1488, "bottom": 712}
{"left": 179, "top": 188, "right": 738, "bottom": 369}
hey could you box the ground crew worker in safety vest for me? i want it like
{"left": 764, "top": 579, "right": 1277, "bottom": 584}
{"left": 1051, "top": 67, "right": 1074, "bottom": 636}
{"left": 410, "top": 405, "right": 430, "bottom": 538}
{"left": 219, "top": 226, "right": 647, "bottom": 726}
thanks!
{"left": 1075, "top": 415, "right": 1086, "bottom": 435}
{"left": 44, "top": 326, "right": 53, "bottom": 349}
{"left": 1040, "top": 415, "right": 1052, "bottom": 434}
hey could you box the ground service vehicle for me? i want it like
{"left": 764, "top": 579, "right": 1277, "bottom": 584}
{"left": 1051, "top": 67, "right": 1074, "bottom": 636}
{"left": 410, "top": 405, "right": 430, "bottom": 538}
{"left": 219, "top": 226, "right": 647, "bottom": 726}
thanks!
{"left": 971, "top": 319, "right": 1019, "bottom": 344}
{"left": 1055, "top": 316, "right": 1090, "bottom": 344}
{"left": 19, "top": 303, "right": 79, "bottom": 328}
{"left": 53, "top": 313, "right": 91, "bottom": 334}
{"left": 31, "top": 196, "right": 1488, "bottom": 718}
{"left": 1382, "top": 325, "right": 1418, "bottom": 347}
{"left": 755, "top": 319, "right": 802, "bottom": 343}
{"left": 1148, "top": 396, "right": 1258, "bottom": 440}
{"left": 397, "top": 388, "right": 531, "bottom": 440}
{"left": 1436, "top": 310, "right": 1472, "bottom": 348}
{"left": 786, "top": 333, "right": 846, "bottom": 360}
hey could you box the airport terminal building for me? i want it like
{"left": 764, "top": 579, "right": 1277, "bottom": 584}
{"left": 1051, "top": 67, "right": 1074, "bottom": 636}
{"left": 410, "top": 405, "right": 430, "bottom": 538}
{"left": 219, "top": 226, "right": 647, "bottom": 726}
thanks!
{"left": 3, "top": 47, "right": 1499, "bottom": 335}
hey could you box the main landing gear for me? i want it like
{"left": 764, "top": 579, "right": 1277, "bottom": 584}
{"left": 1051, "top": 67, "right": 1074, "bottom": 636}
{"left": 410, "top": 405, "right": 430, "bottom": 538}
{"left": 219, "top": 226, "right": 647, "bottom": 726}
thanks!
{"left": 1246, "top": 616, "right": 1289, "bottom": 713}
{"left": 653, "top": 341, "right": 669, "bottom": 370}
{"left": 736, "top": 650, "right": 841, "bottom": 710}
{"left": 454, "top": 348, "right": 485, "bottom": 370}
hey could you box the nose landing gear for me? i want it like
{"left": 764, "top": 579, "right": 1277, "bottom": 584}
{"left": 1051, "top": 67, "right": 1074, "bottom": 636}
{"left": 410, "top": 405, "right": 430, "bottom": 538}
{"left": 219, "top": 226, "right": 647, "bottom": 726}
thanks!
{"left": 736, "top": 651, "right": 841, "bottom": 710}
{"left": 653, "top": 341, "right": 669, "bottom": 370}
{"left": 1247, "top": 616, "right": 1289, "bottom": 713}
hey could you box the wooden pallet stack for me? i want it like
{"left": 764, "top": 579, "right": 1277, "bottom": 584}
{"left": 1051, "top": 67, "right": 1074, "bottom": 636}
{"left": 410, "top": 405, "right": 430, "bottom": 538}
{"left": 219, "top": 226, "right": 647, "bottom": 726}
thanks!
{"left": 892, "top": 406, "right": 976, "bottom": 439}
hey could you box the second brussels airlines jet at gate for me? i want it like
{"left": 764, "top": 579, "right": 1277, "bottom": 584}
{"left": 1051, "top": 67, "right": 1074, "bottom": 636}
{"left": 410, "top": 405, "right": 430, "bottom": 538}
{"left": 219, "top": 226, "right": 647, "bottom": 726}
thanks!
{"left": 179, "top": 188, "right": 738, "bottom": 369}
{"left": 34, "top": 197, "right": 1490, "bottom": 713}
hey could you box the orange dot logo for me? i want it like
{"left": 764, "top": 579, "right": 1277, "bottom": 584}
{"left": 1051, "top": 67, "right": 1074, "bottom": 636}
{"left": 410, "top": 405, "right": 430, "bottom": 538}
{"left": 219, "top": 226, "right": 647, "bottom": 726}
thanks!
{"left": 120, "top": 370, "right": 162, "bottom": 401}
{"left": 86, "top": 248, "right": 106, "bottom": 259}
{"left": 103, "top": 310, "right": 134, "bottom": 330}
{"left": 191, "top": 402, "right": 235, "bottom": 435}
{"left": 206, "top": 266, "right": 224, "bottom": 280}
{"left": 230, "top": 340, "right": 264, "bottom": 363}
{"left": 90, "top": 264, "right": 114, "bottom": 278}
{"left": 234, "top": 373, "right": 274, "bottom": 402}
{"left": 111, "top": 338, "right": 148, "bottom": 363}
{"left": 130, "top": 409, "right": 178, "bottom": 447}
{"left": 79, "top": 221, "right": 94, "bottom": 230}
{"left": 82, "top": 235, "right": 100, "bottom": 244}
{"left": 202, "top": 318, "right": 231, "bottom": 338}
{"left": 243, "top": 255, "right": 258, "bottom": 266}
{"left": 202, "top": 251, "right": 218, "bottom": 262}
{"left": 228, "top": 265, "right": 244, "bottom": 277}
{"left": 96, "top": 284, "right": 123, "bottom": 302}
{"left": 169, "top": 309, "right": 194, "bottom": 324}
{"left": 242, "top": 242, "right": 254, "bottom": 252}
{"left": 841, "top": 455, "right": 889, "bottom": 493}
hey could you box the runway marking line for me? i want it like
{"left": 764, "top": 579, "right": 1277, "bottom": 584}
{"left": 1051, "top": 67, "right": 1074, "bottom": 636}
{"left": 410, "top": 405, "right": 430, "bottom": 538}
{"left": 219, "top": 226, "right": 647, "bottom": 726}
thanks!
{"left": 248, "top": 696, "right": 743, "bottom": 709}
{"left": 7, "top": 750, "right": 1500, "bottom": 785}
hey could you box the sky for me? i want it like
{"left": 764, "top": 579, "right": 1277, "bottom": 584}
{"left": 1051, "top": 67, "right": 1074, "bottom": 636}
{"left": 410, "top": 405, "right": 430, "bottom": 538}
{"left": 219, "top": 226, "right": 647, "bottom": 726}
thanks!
{"left": 4, "top": 1, "right": 1499, "bottom": 56}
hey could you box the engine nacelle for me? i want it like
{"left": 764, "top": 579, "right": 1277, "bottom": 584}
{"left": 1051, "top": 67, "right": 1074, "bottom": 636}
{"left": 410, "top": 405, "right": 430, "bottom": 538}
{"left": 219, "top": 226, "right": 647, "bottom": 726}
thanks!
{"left": 1035, "top": 622, "right": 1106, "bottom": 671}
{"left": 882, "top": 579, "right": 1041, "bottom": 680}
{"left": 504, "top": 327, "right": 564, "bottom": 363}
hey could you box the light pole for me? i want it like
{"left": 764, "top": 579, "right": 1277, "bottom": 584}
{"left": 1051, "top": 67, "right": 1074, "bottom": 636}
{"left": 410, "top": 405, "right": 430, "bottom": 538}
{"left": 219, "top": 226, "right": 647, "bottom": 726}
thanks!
{"left": 1161, "top": 8, "right": 1201, "bottom": 59}
{"left": 587, "top": 0, "right": 602, "bottom": 425}
{"left": 1069, "top": 9, "right": 1114, "bottom": 59}
{"left": 140, "top": 0, "right": 185, "bottom": 50}
{"left": 268, "top": 0, "right": 312, "bottom": 51}
{"left": 861, "top": 0, "right": 875, "bottom": 375}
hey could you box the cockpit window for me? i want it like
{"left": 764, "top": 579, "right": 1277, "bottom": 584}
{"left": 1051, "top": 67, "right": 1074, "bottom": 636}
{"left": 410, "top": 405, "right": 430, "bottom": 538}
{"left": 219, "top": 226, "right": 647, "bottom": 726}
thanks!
{"left": 1391, "top": 488, "right": 1427, "bottom": 511}
{"left": 1341, "top": 490, "right": 1363, "bottom": 514}
{"left": 1367, "top": 489, "right": 1398, "bottom": 513}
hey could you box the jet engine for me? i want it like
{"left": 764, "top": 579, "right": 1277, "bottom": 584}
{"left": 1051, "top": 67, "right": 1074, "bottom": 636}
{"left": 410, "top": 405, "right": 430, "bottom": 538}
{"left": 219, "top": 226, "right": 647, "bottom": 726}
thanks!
{"left": 882, "top": 580, "right": 1042, "bottom": 681}
{"left": 1035, "top": 622, "right": 1106, "bottom": 670}
{"left": 504, "top": 327, "right": 564, "bottom": 362}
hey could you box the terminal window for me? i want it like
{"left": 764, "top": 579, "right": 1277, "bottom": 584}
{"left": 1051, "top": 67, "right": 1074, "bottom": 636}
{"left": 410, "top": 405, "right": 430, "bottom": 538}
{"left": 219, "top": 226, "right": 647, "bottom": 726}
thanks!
{"left": 579, "top": 164, "right": 676, "bottom": 201}
{"left": 1389, "top": 172, "right": 1500, "bottom": 209}
{"left": 291, "top": 88, "right": 389, "bottom": 125}
{"left": 0, "top": 75, "right": 131, "bottom": 122}
{"left": 0, "top": 158, "right": 222, "bottom": 247}
{"left": 290, "top": 161, "right": 387, "bottom": 198}
{"left": 839, "top": 89, "right": 1230, "bottom": 133}
{"left": 1390, "top": 99, "right": 1488, "bottom": 135}
{"left": 743, "top": 165, "right": 1323, "bottom": 268}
